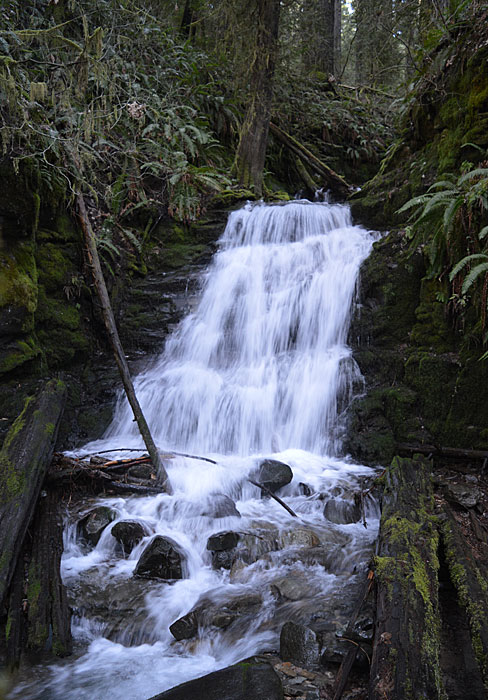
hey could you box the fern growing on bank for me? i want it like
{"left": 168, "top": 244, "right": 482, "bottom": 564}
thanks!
{"left": 398, "top": 160, "right": 488, "bottom": 351}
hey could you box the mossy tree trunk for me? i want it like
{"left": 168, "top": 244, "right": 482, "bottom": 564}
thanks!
{"left": 232, "top": 0, "right": 280, "bottom": 197}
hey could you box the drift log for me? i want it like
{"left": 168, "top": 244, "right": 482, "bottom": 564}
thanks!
{"left": 269, "top": 122, "right": 351, "bottom": 197}
{"left": 369, "top": 455, "right": 443, "bottom": 700}
{"left": 0, "top": 379, "right": 66, "bottom": 608}
{"left": 77, "top": 193, "right": 171, "bottom": 494}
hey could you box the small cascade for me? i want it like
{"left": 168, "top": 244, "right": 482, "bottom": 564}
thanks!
{"left": 10, "top": 200, "right": 380, "bottom": 700}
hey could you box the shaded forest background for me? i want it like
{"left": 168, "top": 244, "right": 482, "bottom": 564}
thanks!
{"left": 1, "top": 0, "right": 488, "bottom": 432}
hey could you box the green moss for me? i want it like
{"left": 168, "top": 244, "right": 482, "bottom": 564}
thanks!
{"left": 36, "top": 243, "right": 72, "bottom": 292}
{"left": 0, "top": 241, "right": 38, "bottom": 315}
{"left": 0, "top": 336, "right": 42, "bottom": 375}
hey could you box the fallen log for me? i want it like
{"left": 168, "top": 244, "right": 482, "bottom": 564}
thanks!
{"left": 369, "top": 455, "right": 443, "bottom": 700}
{"left": 440, "top": 505, "right": 488, "bottom": 687}
{"left": 77, "top": 192, "right": 172, "bottom": 494}
{"left": 0, "top": 379, "right": 66, "bottom": 608}
{"left": 397, "top": 443, "right": 488, "bottom": 462}
{"left": 269, "top": 122, "right": 351, "bottom": 197}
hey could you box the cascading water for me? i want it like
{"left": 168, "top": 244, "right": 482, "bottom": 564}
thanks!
{"left": 10, "top": 200, "right": 380, "bottom": 700}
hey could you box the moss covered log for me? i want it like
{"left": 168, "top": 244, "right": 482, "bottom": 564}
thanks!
{"left": 369, "top": 455, "right": 443, "bottom": 700}
{"left": 0, "top": 379, "right": 66, "bottom": 607}
{"left": 441, "top": 507, "right": 488, "bottom": 691}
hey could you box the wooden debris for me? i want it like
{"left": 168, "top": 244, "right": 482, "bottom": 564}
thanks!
{"left": 332, "top": 568, "right": 374, "bottom": 700}
{"left": 248, "top": 478, "right": 298, "bottom": 518}
{"left": 269, "top": 122, "right": 351, "bottom": 197}
{"left": 77, "top": 192, "right": 172, "bottom": 494}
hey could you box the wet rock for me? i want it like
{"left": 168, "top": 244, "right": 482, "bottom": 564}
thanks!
{"left": 210, "top": 550, "right": 235, "bottom": 570}
{"left": 299, "top": 483, "right": 312, "bottom": 496}
{"left": 169, "top": 592, "right": 263, "bottom": 641}
{"left": 111, "top": 520, "right": 147, "bottom": 554}
{"left": 134, "top": 536, "right": 185, "bottom": 580}
{"left": 257, "top": 459, "right": 293, "bottom": 494}
{"left": 147, "top": 656, "right": 283, "bottom": 700}
{"left": 169, "top": 611, "right": 198, "bottom": 641}
{"left": 444, "top": 482, "right": 483, "bottom": 509}
{"left": 202, "top": 494, "right": 241, "bottom": 519}
{"left": 270, "top": 574, "right": 318, "bottom": 601}
{"left": 280, "top": 621, "right": 321, "bottom": 669}
{"left": 78, "top": 506, "right": 117, "bottom": 545}
{"left": 279, "top": 528, "right": 321, "bottom": 548}
{"left": 323, "top": 498, "right": 361, "bottom": 525}
{"left": 207, "top": 531, "right": 240, "bottom": 551}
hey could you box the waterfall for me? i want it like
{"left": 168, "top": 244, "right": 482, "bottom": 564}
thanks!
{"left": 100, "top": 200, "right": 374, "bottom": 457}
{"left": 10, "top": 200, "right": 380, "bottom": 700}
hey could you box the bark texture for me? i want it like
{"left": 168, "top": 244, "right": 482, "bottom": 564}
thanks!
{"left": 369, "top": 455, "right": 443, "bottom": 700}
{"left": 0, "top": 379, "right": 66, "bottom": 607}
{"left": 232, "top": 0, "right": 281, "bottom": 196}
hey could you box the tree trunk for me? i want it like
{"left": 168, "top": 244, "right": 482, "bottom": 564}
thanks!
{"left": 0, "top": 379, "right": 66, "bottom": 608}
{"left": 369, "top": 455, "right": 444, "bottom": 700}
{"left": 232, "top": 0, "right": 281, "bottom": 196}
{"left": 76, "top": 193, "right": 172, "bottom": 494}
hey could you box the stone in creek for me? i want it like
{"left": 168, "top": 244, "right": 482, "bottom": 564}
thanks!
{"left": 256, "top": 459, "right": 293, "bottom": 494}
{"left": 323, "top": 497, "right": 361, "bottom": 525}
{"left": 78, "top": 506, "right": 117, "bottom": 545}
{"left": 201, "top": 493, "right": 241, "bottom": 519}
{"left": 134, "top": 536, "right": 184, "bottom": 580}
{"left": 147, "top": 656, "right": 283, "bottom": 700}
{"left": 170, "top": 592, "right": 263, "bottom": 641}
{"left": 279, "top": 528, "right": 321, "bottom": 548}
{"left": 280, "top": 621, "right": 321, "bottom": 669}
{"left": 207, "top": 531, "right": 240, "bottom": 551}
{"left": 170, "top": 611, "right": 198, "bottom": 641}
{"left": 111, "top": 520, "right": 147, "bottom": 554}
{"left": 270, "top": 574, "right": 318, "bottom": 601}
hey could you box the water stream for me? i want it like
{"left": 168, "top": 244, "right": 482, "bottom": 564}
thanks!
{"left": 11, "top": 200, "right": 380, "bottom": 700}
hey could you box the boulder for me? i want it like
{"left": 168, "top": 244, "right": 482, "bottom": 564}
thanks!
{"left": 201, "top": 493, "right": 241, "bottom": 519}
{"left": 134, "top": 536, "right": 184, "bottom": 580}
{"left": 147, "top": 657, "right": 283, "bottom": 700}
{"left": 280, "top": 621, "right": 321, "bottom": 668}
{"left": 78, "top": 506, "right": 117, "bottom": 546}
{"left": 111, "top": 520, "right": 147, "bottom": 554}
{"left": 207, "top": 531, "right": 240, "bottom": 552}
{"left": 256, "top": 459, "right": 293, "bottom": 494}
{"left": 323, "top": 498, "right": 361, "bottom": 525}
